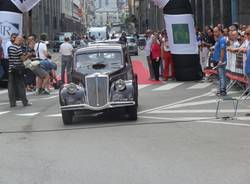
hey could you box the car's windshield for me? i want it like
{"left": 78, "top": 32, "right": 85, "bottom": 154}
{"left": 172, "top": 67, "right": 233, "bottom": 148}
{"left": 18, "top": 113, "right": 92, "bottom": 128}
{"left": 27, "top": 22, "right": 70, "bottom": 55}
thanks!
{"left": 55, "top": 34, "right": 65, "bottom": 42}
{"left": 75, "top": 51, "right": 123, "bottom": 74}
{"left": 127, "top": 37, "right": 136, "bottom": 43}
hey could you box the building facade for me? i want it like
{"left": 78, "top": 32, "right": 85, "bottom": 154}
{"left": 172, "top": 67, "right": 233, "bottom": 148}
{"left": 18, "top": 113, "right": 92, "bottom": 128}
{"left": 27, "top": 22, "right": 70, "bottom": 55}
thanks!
{"left": 191, "top": 0, "right": 250, "bottom": 31}
{"left": 133, "top": 0, "right": 164, "bottom": 33}
{"left": 23, "top": 0, "right": 86, "bottom": 41}
{"left": 94, "top": 0, "right": 125, "bottom": 27}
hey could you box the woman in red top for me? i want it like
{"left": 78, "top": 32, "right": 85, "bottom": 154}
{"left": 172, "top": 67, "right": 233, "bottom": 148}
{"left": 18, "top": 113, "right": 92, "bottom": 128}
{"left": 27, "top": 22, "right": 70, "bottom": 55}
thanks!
{"left": 150, "top": 35, "right": 161, "bottom": 80}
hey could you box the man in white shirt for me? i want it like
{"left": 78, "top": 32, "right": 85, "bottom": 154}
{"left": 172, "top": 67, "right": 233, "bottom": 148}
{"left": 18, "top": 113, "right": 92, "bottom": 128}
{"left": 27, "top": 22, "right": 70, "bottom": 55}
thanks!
{"left": 34, "top": 34, "right": 50, "bottom": 95}
{"left": 59, "top": 37, "right": 73, "bottom": 84}
{"left": 144, "top": 30, "right": 155, "bottom": 79}
{"left": 34, "top": 34, "right": 49, "bottom": 60}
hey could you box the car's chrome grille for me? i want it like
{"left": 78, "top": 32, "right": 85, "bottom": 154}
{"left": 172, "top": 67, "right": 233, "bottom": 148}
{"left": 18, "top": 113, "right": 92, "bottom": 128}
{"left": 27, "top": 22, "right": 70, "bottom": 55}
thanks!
{"left": 85, "top": 74, "right": 108, "bottom": 107}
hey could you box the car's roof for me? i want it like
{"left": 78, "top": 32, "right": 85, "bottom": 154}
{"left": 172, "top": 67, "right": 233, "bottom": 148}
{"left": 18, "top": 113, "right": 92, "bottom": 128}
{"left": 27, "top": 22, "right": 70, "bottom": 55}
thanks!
{"left": 75, "top": 43, "right": 123, "bottom": 54}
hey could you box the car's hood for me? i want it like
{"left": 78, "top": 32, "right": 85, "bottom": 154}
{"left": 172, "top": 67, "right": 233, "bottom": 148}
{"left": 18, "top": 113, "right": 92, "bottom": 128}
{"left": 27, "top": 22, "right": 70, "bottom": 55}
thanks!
{"left": 73, "top": 65, "right": 126, "bottom": 81}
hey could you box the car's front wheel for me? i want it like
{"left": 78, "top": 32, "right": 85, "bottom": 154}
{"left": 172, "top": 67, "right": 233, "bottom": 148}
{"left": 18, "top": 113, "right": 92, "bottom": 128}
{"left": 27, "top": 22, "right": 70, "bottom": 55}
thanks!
{"left": 127, "top": 105, "right": 137, "bottom": 121}
{"left": 62, "top": 110, "right": 73, "bottom": 125}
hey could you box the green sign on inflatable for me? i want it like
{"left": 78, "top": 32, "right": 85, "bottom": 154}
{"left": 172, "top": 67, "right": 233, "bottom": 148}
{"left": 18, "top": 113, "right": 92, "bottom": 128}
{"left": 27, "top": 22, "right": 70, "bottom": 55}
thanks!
{"left": 172, "top": 24, "right": 190, "bottom": 44}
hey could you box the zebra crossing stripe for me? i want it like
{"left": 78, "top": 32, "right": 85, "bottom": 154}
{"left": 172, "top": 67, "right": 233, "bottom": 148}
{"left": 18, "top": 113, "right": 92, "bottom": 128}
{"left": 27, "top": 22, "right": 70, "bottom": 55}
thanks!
{"left": 139, "top": 116, "right": 250, "bottom": 127}
{"left": 16, "top": 112, "right": 40, "bottom": 116}
{"left": 153, "top": 83, "right": 183, "bottom": 91}
{"left": 187, "top": 83, "right": 212, "bottom": 89}
{"left": 164, "top": 99, "right": 217, "bottom": 109}
{"left": 0, "top": 90, "right": 8, "bottom": 95}
{"left": 0, "top": 111, "right": 10, "bottom": 115}
{"left": 148, "top": 109, "right": 250, "bottom": 114}
{"left": 47, "top": 114, "right": 62, "bottom": 117}
{"left": 138, "top": 85, "right": 150, "bottom": 90}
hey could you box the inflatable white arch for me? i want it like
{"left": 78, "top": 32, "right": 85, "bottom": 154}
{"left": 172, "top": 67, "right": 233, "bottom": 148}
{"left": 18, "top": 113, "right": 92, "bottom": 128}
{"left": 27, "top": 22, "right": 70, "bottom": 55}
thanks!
{"left": 152, "top": 0, "right": 202, "bottom": 81}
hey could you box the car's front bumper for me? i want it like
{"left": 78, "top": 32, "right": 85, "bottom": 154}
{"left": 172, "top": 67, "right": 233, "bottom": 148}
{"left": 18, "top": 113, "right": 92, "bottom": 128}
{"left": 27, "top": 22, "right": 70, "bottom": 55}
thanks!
{"left": 60, "top": 101, "right": 135, "bottom": 111}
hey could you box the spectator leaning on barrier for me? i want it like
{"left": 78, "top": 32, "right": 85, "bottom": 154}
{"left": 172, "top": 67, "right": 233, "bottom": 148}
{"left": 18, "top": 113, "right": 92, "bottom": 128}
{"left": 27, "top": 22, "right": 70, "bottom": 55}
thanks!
{"left": 200, "top": 27, "right": 215, "bottom": 73}
{"left": 227, "top": 31, "right": 240, "bottom": 53}
{"left": 239, "top": 26, "right": 250, "bottom": 95}
{"left": 211, "top": 27, "right": 228, "bottom": 96}
{"left": 245, "top": 44, "right": 250, "bottom": 95}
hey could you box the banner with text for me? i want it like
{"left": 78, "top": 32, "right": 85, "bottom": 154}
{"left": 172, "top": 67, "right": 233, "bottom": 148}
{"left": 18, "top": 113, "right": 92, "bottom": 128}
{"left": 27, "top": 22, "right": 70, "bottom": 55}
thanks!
{"left": 0, "top": 11, "right": 23, "bottom": 57}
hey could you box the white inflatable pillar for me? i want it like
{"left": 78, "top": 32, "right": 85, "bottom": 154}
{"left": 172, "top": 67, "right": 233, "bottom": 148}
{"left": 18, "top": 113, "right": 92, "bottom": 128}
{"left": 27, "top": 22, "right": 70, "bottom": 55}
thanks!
{"left": 152, "top": 0, "right": 202, "bottom": 81}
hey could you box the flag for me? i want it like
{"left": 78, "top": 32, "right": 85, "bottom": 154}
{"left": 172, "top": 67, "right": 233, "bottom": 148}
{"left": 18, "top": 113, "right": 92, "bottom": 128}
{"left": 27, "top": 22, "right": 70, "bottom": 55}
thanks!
{"left": 10, "top": 0, "right": 41, "bottom": 12}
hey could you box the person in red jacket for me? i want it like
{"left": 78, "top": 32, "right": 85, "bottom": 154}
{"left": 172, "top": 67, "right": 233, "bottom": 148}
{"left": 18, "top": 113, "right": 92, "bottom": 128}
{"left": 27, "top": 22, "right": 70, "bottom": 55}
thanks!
{"left": 150, "top": 35, "right": 161, "bottom": 81}
{"left": 161, "top": 31, "right": 175, "bottom": 80}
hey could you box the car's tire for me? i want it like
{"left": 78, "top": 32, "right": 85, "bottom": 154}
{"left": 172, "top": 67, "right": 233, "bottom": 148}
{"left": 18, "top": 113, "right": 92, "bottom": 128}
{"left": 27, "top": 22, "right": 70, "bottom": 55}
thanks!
{"left": 62, "top": 110, "right": 73, "bottom": 125}
{"left": 127, "top": 105, "right": 137, "bottom": 121}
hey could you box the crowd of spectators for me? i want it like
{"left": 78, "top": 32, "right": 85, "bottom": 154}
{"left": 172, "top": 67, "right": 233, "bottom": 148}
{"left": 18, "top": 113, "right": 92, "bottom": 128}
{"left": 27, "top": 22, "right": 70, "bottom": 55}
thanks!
{"left": 197, "top": 23, "right": 250, "bottom": 95}
{"left": 0, "top": 33, "right": 58, "bottom": 107}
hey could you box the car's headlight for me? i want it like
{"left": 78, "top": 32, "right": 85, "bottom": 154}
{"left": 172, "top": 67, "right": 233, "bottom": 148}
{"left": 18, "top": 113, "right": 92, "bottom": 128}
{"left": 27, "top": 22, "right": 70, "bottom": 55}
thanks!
{"left": 66, "top": 83, "right": 78, "bottom": 94}
{"left": 115, "top": 79, "right": 126, "bottom": 91}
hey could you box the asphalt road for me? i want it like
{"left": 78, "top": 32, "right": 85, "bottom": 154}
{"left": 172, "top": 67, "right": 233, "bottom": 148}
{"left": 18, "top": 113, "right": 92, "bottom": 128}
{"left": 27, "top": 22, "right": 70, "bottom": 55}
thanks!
{"left": 0, "top": 50, "right": 250, "bottom": 184}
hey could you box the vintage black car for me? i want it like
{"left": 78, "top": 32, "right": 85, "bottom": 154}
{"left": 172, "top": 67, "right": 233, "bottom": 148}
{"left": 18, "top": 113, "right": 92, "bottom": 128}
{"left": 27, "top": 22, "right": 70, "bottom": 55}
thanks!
{"left": 59, "top": 43, "right": 138, "bottom": 124}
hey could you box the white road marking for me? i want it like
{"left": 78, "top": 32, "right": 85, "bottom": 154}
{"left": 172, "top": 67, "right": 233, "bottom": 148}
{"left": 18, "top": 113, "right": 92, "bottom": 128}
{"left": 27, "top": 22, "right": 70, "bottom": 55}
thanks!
{"left": 138, "top": 84, "right": 150, "bottom": 90}
{"left": 0, "top": 90, "right": 8, "bottom": 95}
{"left": 139, "top": 116, "right": 250, "bottom": 127}
{"left": 16, "top": 112, "right": 40, "bottom": 117}
{"left": 153, "top": 83, "right": 183, "bottom": 91}
{"left": 139, "top": 116, "right": 213, "bottom": 121}
{"left": 0, "top": 102, "right": 9, "bottom": 106}
{"left": 0, "top": 111, "right": 10, "bottom": 115}
{"left": 236, "top": 117, "right": 250, "bottom": 121}
{"left": 188, "top": 83, "right": 212, "bottom": 89}
{"left": 148, "top": 109, "right": 249, "bottom": 114}
{"left": 208, "top": 91, "right": 240, "bottom": 96}
{"left": 200, "top": 120, "right": 250, "bottom": 127}
{"left": 164, "top": 99, "right": 217, "bottom": 109}
{"left": 138, "top": 90, "right": 215, "bottom": 114}
{"left": 47, "top": 113, "right": 62, "bottom": 117}
{"left": 41, "top": 95, "right": 58, "bottom": 100}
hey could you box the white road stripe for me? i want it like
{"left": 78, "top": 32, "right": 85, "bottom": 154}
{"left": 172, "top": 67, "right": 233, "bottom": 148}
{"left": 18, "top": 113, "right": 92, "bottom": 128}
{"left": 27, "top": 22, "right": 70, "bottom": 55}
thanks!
{"left": 16, "top": 112, "right": 40, "bottom": 116}
{"left": 47, "top": 113, "right": 62, "bottom": 117}
{"left": 187, "top": 83, "right": 211, "bottom": 89}
{"left": 41, "top": 95, "right": 58, "bottom": 100}
{"left": 148, "top": 109, "right": 249, "bottom": 114}
{"left": 139, "top": 116, "right": 213, "bottom": 121}
{"left": 236, "top": 117, "right": 250, "bottom": 121}
{"left": 0, "top": 90, "right": 8, "bottom": 95}
{"left": 139, "top": 115, "right": 250, "bottom": 127}
{"left": 153, "top": 83, "right": 183, "bottom": 91}
{"left": 138, "top": 84, "right": 150, "bottom": 90}
{"left": 138, "top": 90, "right": 215, "bottom": 114}
{"left": 0, "top": 111, "right": 10, "bottom": 115}
{"left": 164, "top": 99, "right": 217, "bottom": 109}
{"left": 208, "top": 91, "right": 240, "bottom": 96}
{"left": 0, "top": 102, "right": 9, "bottom": 106}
